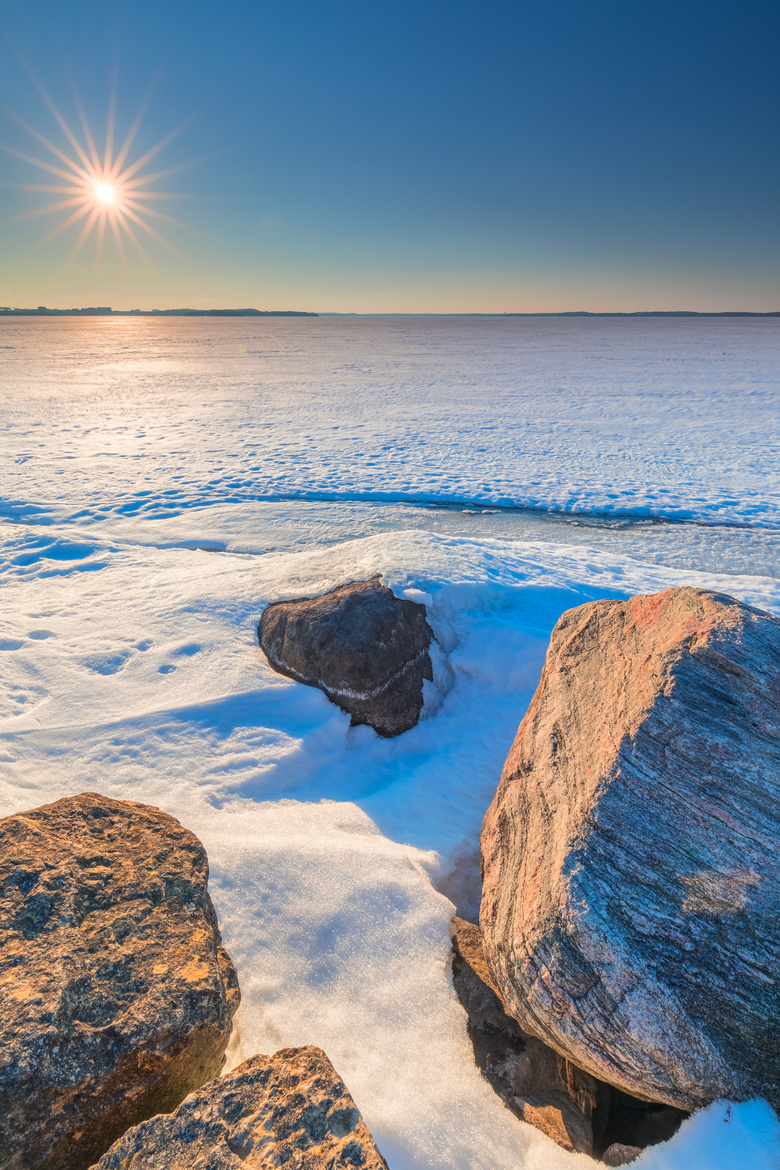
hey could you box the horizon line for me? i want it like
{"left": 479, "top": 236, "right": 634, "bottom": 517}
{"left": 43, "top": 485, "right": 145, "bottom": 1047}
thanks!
{"left": 3, "top": 306, "right": 780, "bottom": 319}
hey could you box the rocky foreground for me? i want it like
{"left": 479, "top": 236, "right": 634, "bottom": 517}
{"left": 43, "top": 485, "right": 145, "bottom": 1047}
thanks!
{"left": 3, "top": 583, "right": 778, "bottom": 1168}
{"left": 0, "top": 793, "right": 240, "bottom": 1170}
{"left": 481, "top": 587, "right": 780, "bottom": 1112}
{"left": 0, "top": 793, "right": 388, "bottom": 1170}
{"left": 92, "top": 1046, "right": 389, "bottom": 1169}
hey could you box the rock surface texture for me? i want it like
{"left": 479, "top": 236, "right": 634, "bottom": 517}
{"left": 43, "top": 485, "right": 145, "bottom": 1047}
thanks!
{"left": 602, "top": 1145, "right": 642, "bottom": 1167}
{"left": 258, "top": 576, "right": 434, "bottom": 737}
{"left": 0, "top": 792, "right": 240, "bottom": 1170}
{"left": 480, "top": 587, "right": 780, "bottom": 1112}
{"left": 451, "top": 916, "right": 604, "bottom": 1154}
{"left": 92, "top": 1046, "right": 389, "bottom": 1170}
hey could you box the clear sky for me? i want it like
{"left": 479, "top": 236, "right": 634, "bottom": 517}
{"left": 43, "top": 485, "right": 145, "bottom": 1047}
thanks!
{"left": 1, "top": 0, "right": 779, "bottom": 313}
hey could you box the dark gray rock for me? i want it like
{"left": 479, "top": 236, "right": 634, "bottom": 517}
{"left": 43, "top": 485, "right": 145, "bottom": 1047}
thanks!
{"left": 0, "top": 792, "right": 240, "bottom": 1170}
{"left": 258, "top": 577, "right": 434, "bottom": 737}
{"left": 91, "top": 1046, "right": 389, "bottom": 1169}
{"left": 603, "top": 1144, "right": 643, "bottom": 1167}
{"left": 481, "top": 586, "right": 780, "bottom": 1111}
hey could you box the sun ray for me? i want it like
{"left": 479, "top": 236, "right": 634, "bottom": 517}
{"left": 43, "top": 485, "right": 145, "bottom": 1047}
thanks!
{"left": 110, "top": 75, "right": 159, "bottom": 178}
{"left": 104, "top": 77, "right": 116, "bottom": 175}
{"left": 125, "top": 191, "right": 207, "bottom": 201}
{"left": 114, "top": 210, "right": 155, "bottom": 269}
{"left": 65, "top": 206, "right": 101, "bottom": 269}
{"left": 30, "top": 203, "right": 93, "bottom": 252}
{"left": 107, "top": 207, "right": 128, "bottom": 264}
{"left": 74, "top": 96, "right": 103, "bottom": 172}
{"left": 11, "top": 195, "right": 90, "bottom": 222}
{"left": 122, "top": 156, "right": 211, "bottom": 188}
{"left": 120, "top": 204, "right": 179, "bottom": 253}
{"left": 4, "top": 183, "right": 90, "bottom": 194}
{"left": 4, "top": 79, "right": 196, "bottom": 266}
{"left": 95, "top": 210, "right": 107, "bottom": 266}
{"left": 118, "top": 114, "right": 197, "bottom": 183}
{"left": 122, "top": 198, "right": 186, "bottom": 227}
{"left": 24, "top": 74, "right": 95, "bottom": 175}
{"left": 0, "top": 143, "right": 87, "bottom": 184}
{"left": 1, "top": 108, "right": 90, "bottom": 179}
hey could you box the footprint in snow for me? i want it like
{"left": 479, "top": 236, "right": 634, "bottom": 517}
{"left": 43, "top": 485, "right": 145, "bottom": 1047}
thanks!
{"left": 82, "top": 650, "right": 132, "bottom": 675}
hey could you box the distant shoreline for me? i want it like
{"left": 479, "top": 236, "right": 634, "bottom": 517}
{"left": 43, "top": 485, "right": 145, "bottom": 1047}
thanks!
{"left": 318, "top": 310, "right": 780, "bottom": 317}
{"left": 1, "top": 308, "right": 778, "bottom": 319}
{"left": 0, "top": 307, "right": 318, "bottom": 317}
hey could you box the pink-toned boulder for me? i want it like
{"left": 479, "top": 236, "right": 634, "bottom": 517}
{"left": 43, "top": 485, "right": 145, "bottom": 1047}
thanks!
{"left": 480, "top": 587, "right": 780, "bottom": 1112}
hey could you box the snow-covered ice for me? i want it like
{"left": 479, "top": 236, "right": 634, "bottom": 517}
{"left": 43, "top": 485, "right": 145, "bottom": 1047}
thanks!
{"left": 1, "top": 314, "right": 779, "bottom": 528}
{"left": 1, "top": 317, "right": 779, "bottom": 1168}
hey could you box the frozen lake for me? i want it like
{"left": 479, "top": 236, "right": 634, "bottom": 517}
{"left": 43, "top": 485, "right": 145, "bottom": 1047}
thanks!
{"left": 1, "top": 316, "right": 779, "bottom": 1169}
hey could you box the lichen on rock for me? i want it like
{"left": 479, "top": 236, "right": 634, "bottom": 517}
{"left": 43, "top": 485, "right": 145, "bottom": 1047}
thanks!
{"left": 0, "top": 792, "right": 240, "bottom": 1170}
{"left": 91, "top": 1045, "right": 389, "bottom": 1169}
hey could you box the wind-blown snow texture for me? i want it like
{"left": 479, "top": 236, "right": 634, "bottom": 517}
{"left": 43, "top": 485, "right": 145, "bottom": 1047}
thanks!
{"left": 1, "top": 315, "right": 779, "bottom": 528}
{"left": 1, "top": 318, "right": 779, "bottom": 1169}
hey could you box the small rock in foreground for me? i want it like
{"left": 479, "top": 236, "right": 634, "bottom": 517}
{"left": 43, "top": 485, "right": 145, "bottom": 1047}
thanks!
{"left": 258, "top": 576, "right": 434, "bottom": 736}
{"left": 91, "top": 1046, "right": 389, "bottom": 1169}
{"left": 0, "top": 792, "right": 240, "bottom": 1170}
{"left": 602, "top": 1144, "right": 643, "bottom": 1167}
{"left": 481, "top": 587, "right": 780, "bottom": 1111}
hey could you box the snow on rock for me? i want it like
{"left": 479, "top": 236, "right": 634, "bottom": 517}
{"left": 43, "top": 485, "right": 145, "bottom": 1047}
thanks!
{"left": 258, "top": 576, "right": 434, "bottom": 737}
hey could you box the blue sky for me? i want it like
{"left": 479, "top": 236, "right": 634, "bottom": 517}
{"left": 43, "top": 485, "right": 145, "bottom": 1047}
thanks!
{"left": 1, "top": 0, "right": 778, "bottom": 311}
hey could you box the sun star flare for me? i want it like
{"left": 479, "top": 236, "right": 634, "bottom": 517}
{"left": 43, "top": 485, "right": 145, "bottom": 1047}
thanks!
{"left": 4, "top": 81, "right": 193, "bottom": 266}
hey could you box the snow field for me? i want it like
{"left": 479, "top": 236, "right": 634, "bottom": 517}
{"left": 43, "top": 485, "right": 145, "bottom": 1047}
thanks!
{"left": 1, "top": 315, "right": 779, "bottom": 528}
{"left": 1, "top": 512, "right": 780, "bottom": 1168}
{"left": 2, "top": 316, "right": 779, "bottom": 1166}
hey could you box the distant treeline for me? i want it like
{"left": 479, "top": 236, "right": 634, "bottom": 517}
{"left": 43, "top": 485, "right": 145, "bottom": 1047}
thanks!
{"left": 2, "top": 307, "right": 777, "bottom": 319}
{"left": 0, "top": 307, "right": 318, "bottom": 317}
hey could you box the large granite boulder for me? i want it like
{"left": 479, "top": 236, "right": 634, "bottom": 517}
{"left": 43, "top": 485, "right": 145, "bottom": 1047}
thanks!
{"left": 452, "top": 916, "right": 604, "bottom": 1154}
{"left": 451, "top": 917, "right": 685, "bottom": 1160}
{"left": 258, "top": 576, "right": 434, "bottom": 737}
{"left": 0, "top": 792, "right": 240, "bottom": 1170}
{"left": 480, "top": 587, "right": 780, "bottom": 1112}
{"left": 91, "top": 1046, "right": 389, "bottom": 1169}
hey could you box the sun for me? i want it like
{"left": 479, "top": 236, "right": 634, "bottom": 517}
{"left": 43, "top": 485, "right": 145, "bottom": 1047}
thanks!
{"left": 3, "top": 78, "right": 195, "bottom": 265}
{"left": 93, "top": 179, "right": 118, "bottom": 206}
